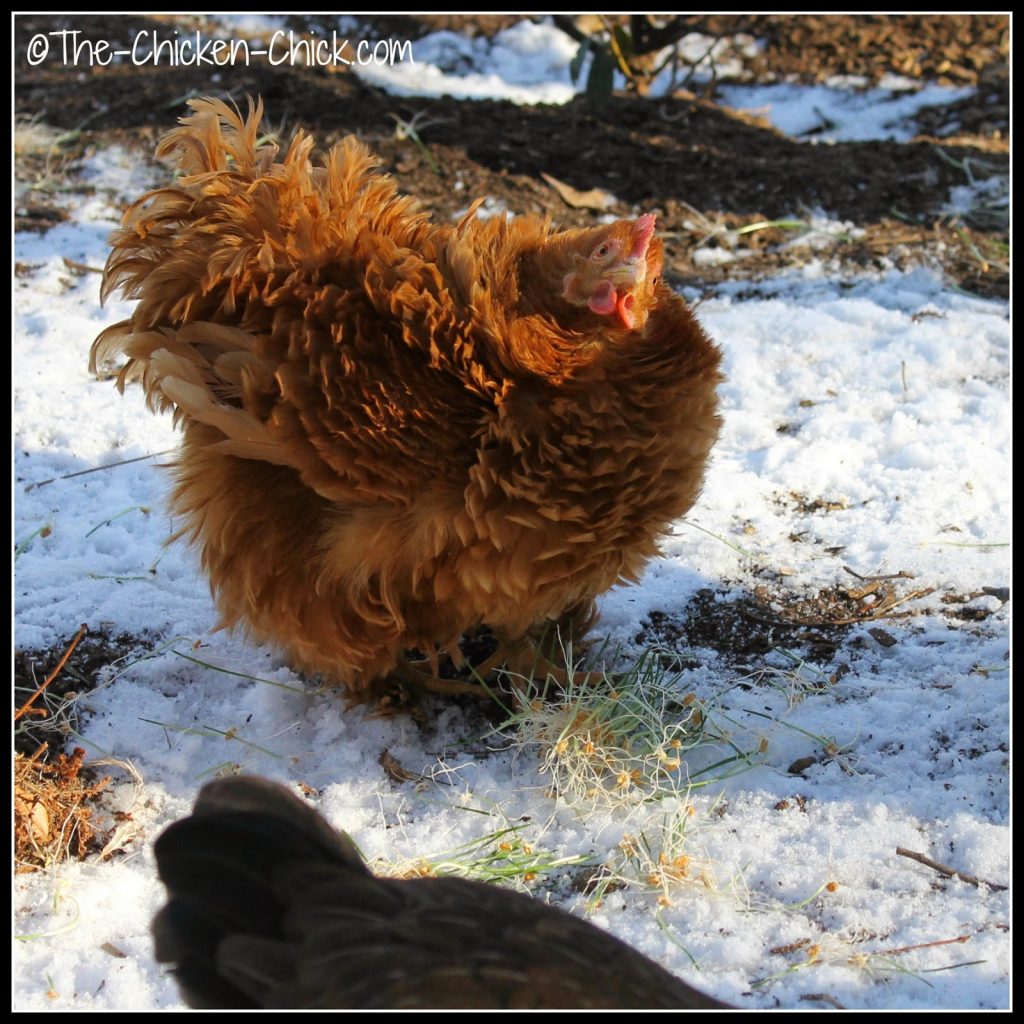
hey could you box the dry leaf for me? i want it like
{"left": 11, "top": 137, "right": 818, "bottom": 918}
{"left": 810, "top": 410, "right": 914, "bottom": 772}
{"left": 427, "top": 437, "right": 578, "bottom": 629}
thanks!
{"left": 540, "top": 172, "right": 618, "bottom": 211}
{"left": 868, "top": 627, "right": 898, "bottom": 648}
{"left": 379, "top": 748, "right": 420, "bottom": 783}
{"left": 30, "top": 800, "right": 50, "bottom": 842}
{"left": 787, "top": 755, "right": 819, "bottom": 776}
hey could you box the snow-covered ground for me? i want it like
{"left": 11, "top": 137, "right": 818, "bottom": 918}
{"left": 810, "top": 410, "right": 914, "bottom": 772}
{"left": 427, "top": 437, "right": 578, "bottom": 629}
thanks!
{"left": 14, "top": 20, "right": 1009, "bottom": 1012}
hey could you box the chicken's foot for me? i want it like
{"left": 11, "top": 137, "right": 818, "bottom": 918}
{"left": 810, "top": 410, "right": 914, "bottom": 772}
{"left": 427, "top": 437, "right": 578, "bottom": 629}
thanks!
{"left": 488, "top": 634, "right": 606, "bottom": 689}
{"left": 393, "top": 653, "right": 494, "bottom": 699}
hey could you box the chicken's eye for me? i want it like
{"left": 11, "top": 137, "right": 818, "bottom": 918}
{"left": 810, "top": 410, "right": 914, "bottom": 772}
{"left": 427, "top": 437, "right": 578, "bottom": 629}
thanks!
{"left": 592, "top": 242, "right": 611, "bottom": 260}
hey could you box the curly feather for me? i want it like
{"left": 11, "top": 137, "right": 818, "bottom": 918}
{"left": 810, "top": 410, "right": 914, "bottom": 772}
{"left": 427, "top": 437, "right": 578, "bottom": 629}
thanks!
{"left": 92, "top": 97, "right": 722, "bottom": 692}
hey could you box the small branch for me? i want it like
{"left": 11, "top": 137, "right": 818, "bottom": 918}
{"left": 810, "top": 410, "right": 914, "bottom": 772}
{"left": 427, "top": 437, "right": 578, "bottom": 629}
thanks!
{"left": 843, "top": 566, "right": 915, "bottom": 582}
{"left": 62, "top": 256, "right": 104, "bottom": 275}
{"left": 379, "top": 748, "right": 423, "bottom": 784}
{"left": 552, "top": 14, "right": 589, "bottom": 45}
{"left": 859, "top": 586, "right": 936, "bottom": 618}
{"left": 15, "top": 625, "right": 88, "bottom": 722}
{"left": 896, "top": 847, "right": 1008, "bottom": 892}
{"left": 679, "top": 34, "right": 722, "bottom": 92}
{"left": 23, "top": 450, "right": 175, "bottom": 492}
{"left": 769, "top": 938, "right": 811, "bottom": 955}
{"left": 658, "top": 103, "right": 689, "bottom": 123}
{"left": 800, "top": 993, "right": 847, "bottom": 1010}
{"left": 870, "top": 932, "right": 972, "bottom": 957}
{"left": 631, "top": 15, "right": 696, "bottom": 55}
{"left": 738, "top": 588, "right": 934, "bottom": 630}
{"left": 26, "top": 741, "right": 49, "bottom": 764}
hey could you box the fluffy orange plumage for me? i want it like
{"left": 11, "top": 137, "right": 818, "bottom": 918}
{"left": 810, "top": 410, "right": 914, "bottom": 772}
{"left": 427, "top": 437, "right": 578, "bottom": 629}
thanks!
{"left": 91, "top": 98, "right": 722, "bottom": 696}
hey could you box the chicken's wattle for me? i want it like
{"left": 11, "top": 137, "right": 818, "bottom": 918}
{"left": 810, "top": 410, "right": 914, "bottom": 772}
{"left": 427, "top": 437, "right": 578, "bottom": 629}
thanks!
{"left": 587, "top": 280, "right": 617, "bottom": 317}
{"left": 616, "top": 291, "right": 636, "bottom": 329}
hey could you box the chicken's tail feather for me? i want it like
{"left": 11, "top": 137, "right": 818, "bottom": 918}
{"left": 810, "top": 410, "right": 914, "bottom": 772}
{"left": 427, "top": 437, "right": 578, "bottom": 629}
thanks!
{"left": 91, "top": 95, "right": 422, "bottom": 431}
{"left": 156, "top": 95, "right": 269, "bottom": 177}
{"left": 152, "top": 777, "right": 368, "bottom": 1008}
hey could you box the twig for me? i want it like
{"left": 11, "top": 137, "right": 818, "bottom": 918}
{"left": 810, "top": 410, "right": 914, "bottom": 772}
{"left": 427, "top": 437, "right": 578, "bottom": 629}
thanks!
{"left": 552, "top": 14, "right": 590, "bottom": 45}
{"left": 61, "top": 256, "right": 103, "bottom": 275}
{"left": 658, "top": 103, "right": 688, "bottom": 123}
{"left": 809, "top": 105, "right": 837, "bottom": 134}
{"left": 380, "top": 748, "right": 419, "bottom": 783}
{"left": 23, "top": 450, "right": 175, "bottom": 492}
{"left": 26, "top": 741, "right": 50, "bottom": 764}
{"left": 679, "top": 34, "right": 723, "bottom": 92}
{"left": 869, "top": 932, "right": 973, "bottom": 957}
{"left": 15, "top": 624, "right": 87, "bottom": 722}
{"left": 843, "top": 566, "right": 915, "bottom": 582}
{"left": 896, "top": 847, "right": 1008, "bottom": 892}
{"left": 768, "top": 937, "right": 811, "bottom": 956}
{"left": 630, "top": 15, "right": 695, "bottom": 55}
{"left": 737, "top": 606, "right": 821, "bottom": 630}
{"left": 800, "top": 993, "right": 847, "bottom": 1009}
{"left": 738, "top": 587, "right": 934, "bottom": 630}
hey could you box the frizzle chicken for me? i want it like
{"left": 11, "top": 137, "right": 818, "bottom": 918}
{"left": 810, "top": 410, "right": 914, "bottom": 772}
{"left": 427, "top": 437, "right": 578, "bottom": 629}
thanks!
{"left": 91, "top": 98, "right": 722, "bottom": 696}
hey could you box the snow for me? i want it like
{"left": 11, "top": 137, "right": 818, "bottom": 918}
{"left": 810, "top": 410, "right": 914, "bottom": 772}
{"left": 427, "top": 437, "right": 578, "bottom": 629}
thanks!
{"left": 944, "top": 175, "right": 1009, "bottom": 220}
{"left": 13, "top": 38, "right": 1009, "bottom": 1014}
{"left": 211, "top": 13, "right": 288, "bottom": 40}
{"left": 356, "top": 21, "right": 581, "bottom": 105}
{"left": 716, "top": 80, "right": 976, "bottom": 142}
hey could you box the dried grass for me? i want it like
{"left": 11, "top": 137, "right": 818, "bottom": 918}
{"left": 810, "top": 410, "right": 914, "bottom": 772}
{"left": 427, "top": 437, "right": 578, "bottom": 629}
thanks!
{"left": 14, "top": 747, "right": 111, "bottom": 874}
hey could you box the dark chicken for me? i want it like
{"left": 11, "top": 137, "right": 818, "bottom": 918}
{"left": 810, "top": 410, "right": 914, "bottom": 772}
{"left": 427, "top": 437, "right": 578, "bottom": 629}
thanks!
{"left": 153, "top": 776, "right": 732, "bottom": 1009}
{"left": 92, "top": 98, "right": 722, "bottom": 695}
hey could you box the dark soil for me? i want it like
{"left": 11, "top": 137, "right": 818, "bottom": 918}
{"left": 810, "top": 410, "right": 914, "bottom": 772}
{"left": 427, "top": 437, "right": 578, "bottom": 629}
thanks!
{"left": 637, "top": 587, "right": 851, "bottom": 673}
{"left": 14, "top": 629, "right": 150, "bottom": 761}
{"left": 15, "top": 14, "right": 1008, "bottom": 296}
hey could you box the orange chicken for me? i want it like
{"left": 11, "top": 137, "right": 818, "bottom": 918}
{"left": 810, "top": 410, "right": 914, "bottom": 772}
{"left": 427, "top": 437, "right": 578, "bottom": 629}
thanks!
{"left": 92, "top": 98, "right": 722, "bottom": 696}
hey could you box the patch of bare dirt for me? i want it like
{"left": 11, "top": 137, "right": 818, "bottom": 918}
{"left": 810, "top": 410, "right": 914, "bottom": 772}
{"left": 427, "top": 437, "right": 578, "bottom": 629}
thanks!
{"left": 735, "top": 14, "right": 1007, "bottom": 90}
{"left": 14, "top": 628, "right": 148, "bottom": 759}
{"left": 637, "top": 587, "right": 851, "bottom": 670}
{"left": 637, "top": 570, "right": 1005, "bottom": 679}
{"left": 14, "top": 628, "right": 152, "bottom": 871}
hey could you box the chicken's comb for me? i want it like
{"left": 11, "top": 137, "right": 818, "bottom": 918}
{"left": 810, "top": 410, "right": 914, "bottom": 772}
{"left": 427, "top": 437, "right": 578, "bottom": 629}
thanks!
{"left": 629, "top": 214, "right": 657, "bottom": 260}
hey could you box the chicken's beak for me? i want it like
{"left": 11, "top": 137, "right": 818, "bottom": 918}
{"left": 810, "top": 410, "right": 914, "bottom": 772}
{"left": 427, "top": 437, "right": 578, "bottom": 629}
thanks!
{"left": 605, "top": 214, "right": 657, "bottom": 287}
{"left": 606, "top": 259, "right": 647, "bottom": 287}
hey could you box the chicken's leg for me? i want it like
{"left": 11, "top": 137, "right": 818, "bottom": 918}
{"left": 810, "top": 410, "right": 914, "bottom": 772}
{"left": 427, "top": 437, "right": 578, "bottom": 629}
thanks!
{"left": 392, "top": 652, "right": 494, "bottom": 699}
{"left": 485, "top": 628, "right": 606, "bottom": 689}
